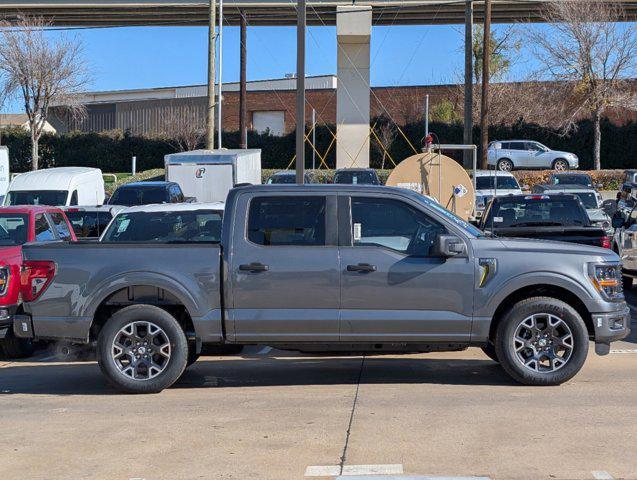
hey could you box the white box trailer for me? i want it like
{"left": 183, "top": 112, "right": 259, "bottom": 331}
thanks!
{"left": 164, "top": 149, "right": 261, "bottom": 203}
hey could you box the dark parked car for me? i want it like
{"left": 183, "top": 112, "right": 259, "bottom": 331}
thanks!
{"left": 479, "top": 193, "right": 611, "bottom": 249}
{"left": 108, "top": 181, "right": 191, "bottom": 206}
{"left": 548, "top": 172, "right": 597, "bottom": 189}
{"left": 333, "top": 168, "right": 380, "bottom": 185}
{"left": 266, "top": 171, "right": 315, "bottom": 184}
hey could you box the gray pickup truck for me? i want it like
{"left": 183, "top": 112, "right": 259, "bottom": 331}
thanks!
{"left": 14, "top": 185, "right": 630, "bottom": 393}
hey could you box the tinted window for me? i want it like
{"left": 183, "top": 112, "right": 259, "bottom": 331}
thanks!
{"left": 70, "top": 190, "right": 78, "bottom": 206}
{"left": 334, "top": 171, "right": 380, "bottom": 185}
{"left": 49, "top": 212, "right": 72, "bottom": 241}
{"left": 475, "top": 176, "right": 520, "bottom": 190}
{"left": 248, "top": 196, "right": 325, "bottom": 246}
{"left": 0, "top": 214, "right": 29, "bottom": 246}
{"left": 110, "top": 186, "right": 168, "bottom": 206}
{"left": 34, "top": 214, "right": 56, "bottom": 241}
{"left": 484, "top": 197, "right": 588, "bottom": 228}
{"left": 102, "top": 210, "right": 223, "bottom": 243}
{"left": 7, "top": 190, "right": 69, "bottom": 206}
{"left": 552, "top": 174, "right": 593, "bottom": 187}
{"left": 573, "top": 192, "right": 599, "bottom": 209}
{"left": 351, "top": 197, "right": 445, "bottom": 255}
{"left": 509, "top": 142, "right": 526, "bottom": 150}
{"left": 66, "top": 211, "right": 114, "bottom": 238}
{"left": 267, "top": 174, "right": 295, "bottom": 184}
{"left": 500, "top": 142, "right": 510, "bottom": 149}
{"left": 526, "top": 142, "right": 543, "bottom": 151}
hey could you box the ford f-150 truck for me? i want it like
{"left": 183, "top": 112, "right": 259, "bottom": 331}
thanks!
{"left": 14, "top": 185, "right": 630, "bottom": 393}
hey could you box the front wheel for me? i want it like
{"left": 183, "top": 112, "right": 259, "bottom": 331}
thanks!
{"left": 97, "top": 305, "right": 188, "bottom": 393}
{"left": 495, "top": 297, "right": 588, "bottom": 386}
{"left": 497, "top": 159, "right": 514, "bottom": 171}
{"left": 552, "top": 159, "right": 569, "bottom": 171}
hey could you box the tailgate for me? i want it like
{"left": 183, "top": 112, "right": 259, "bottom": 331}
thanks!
{"left": 21, "top": 242, "right": 222, "bottom": 343}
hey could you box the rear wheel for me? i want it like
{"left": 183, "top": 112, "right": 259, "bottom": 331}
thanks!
{"left": 552, "top": 159, "right": 569, "bottom": 171}
{"left": 495, "top": 297, "right": 588, "bottom": 386}
{"left": 497, "top": 159, "right": 514, "bottom": 172}
{"left": 97, "top": 305, "right": 188, "bottom": 393}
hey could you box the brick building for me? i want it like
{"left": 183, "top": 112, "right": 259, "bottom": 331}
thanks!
{"left": 50, "top": 74, "right": 636, "bottom": 137}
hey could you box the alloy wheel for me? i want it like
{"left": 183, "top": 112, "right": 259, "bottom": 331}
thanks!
{"left": 512, "top": 313, "right": 574, "bottom": 373}
{"left": 111, "top": 321, "right": 171, "bottom": 380}
{"left": 554, "top": 160, "right": 568, "bottom": 171}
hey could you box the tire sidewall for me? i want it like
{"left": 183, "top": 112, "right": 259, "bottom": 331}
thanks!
{"left": 97, "top": 305, "right": 188, "bottom": 393}
{"left": 495, "top": 298, "right": 589, "bottom": 386}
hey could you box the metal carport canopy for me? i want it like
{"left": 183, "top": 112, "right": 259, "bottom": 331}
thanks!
{"left": 2, "top": 0, "right": 637, "bottom": 27}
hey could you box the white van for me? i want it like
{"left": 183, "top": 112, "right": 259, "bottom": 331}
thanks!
{"left": 4, "top": 167, "right": 105, "bottom": 206}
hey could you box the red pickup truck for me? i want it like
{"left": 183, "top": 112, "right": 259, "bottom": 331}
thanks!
{"left": 0, "top": 205, "right": 76, "bottom": 357}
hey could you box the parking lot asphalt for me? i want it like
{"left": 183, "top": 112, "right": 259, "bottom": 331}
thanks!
{"left": 1, "top": 294, "right": 637, "bottom": 480}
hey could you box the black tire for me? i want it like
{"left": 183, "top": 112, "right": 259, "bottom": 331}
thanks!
{"left": 497, "top": 159, "right": 514, "bottom": 172}
{"left": 481, "top": 342, "right": 499, "bottom": 362}
{"left": 552, "top": 158, "right": 569, "bottom": 171}
{"left": 623, "top": 275, "right": 633, "bottom": 290}
{"left": 97, "top": 305, "right": 188, "bottom": 394}
{"left": 0, "top": 332, "right": 35, "bottom": 359}
{"left": 495, "top": 297, "right": 589, "bottom": 386}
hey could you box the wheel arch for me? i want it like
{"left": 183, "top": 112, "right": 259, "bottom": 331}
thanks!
{"left": 488, "top": 284, "right": 594, "bottom": 342}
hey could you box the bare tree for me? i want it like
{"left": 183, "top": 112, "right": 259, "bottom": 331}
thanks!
{"left": 372, "top": 120, "right": 397, "bottom": 169}
{"left": 158, "top": 102, "right": 206, "bottom": 152}
{"left": 0, "top": 16, "right": 88, "bottom": 170}
{"left": 526, "top": 0, "right": 637, "bottom": 169}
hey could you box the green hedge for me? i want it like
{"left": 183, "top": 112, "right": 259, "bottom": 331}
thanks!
{"left": 1, "top": 118, "right": 635, "bottom": 173}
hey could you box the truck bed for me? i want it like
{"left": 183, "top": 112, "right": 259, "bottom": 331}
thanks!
{"left": 21, "top": 242, "right": 222, "bottom": 343}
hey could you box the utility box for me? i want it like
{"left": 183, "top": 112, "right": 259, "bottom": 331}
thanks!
{"left": 164, "top": 149, "right": 262, "bottom": 203}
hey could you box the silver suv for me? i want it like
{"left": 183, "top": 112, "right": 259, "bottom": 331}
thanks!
{"left": 488, "top": 140, "right": 579, "bottom": 171}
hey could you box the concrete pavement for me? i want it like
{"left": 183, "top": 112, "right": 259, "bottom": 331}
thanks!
{"left": 1, "top": 297, "right": 636, "bottom": 480}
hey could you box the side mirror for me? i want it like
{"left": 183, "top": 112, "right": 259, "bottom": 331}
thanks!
{"left": 612, "top": 211, "right": 626, "bottom": 229}
{"left": 436, "top": 234, "right": 467, "bottom": 257}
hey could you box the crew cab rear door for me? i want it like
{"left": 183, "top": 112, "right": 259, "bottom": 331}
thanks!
{"left": 226, "top": 192, "right": 340, "bottom": 342}
{"left": 337, "top": 193, "right": 474, "bottom": 342}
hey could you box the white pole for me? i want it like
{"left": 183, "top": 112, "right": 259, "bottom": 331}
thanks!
{"left": 132, "top": 156, "right": 136, "bottom": 175}
{"left": 312, "top": 108, "right": 316, "bottom": 170}
{"left": 217, "top": 0, "right": 223, "bottom": 149}
{"left": 425, "top": 94, "right": 429, "bottom": 137}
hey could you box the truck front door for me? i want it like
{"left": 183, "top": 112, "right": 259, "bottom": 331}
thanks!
{"left": 228, "top": 193, "right": 340, "bottom": 342}
{"left": 338, "top": 194, "right": 474, "bottom": 342}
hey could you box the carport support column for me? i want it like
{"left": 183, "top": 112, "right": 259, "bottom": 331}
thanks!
{"left": 336, "top": 5, "right": 371, "bottom": 169}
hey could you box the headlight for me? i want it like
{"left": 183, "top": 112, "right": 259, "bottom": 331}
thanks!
{"left": 0, "top": 267, "right": 8, "bottom": 296}
{"left": 588, "top": 263, "right": 623, "bottom": 301}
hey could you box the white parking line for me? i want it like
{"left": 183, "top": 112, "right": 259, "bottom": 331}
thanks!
{"left": 304, "top": 465, "right": 341, "bottom": 477}
{"left": 341, "top": 464, "right": 404, "bottom": 475}
{"left": 592, "top": 471, "right": 614, "bottom": 480}
{"left": 335, "top": 477, "right": 491, "bottom": 480}
{"left": 610, "top": 349, "right": 637, "bottom": 354}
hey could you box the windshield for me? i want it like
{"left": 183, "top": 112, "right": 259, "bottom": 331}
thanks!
{"left": 66, "top": 210, "right": 114, "bottom": 238}
{"left": 0, "top": 213, "right": 29, "bottom": 246}
{"left": 572, "top": 192, "right": 599, "bottom": 209}
{"left": 334, "top": 171, "right": 380, "bottom": 185}
{"left": 102, "top": 209, "right": 223, "bottom": 243}
{"left": 109, "top": 187, "right": 167, "bottom": 206}
{"left": 552, "top": 174, "right": 592, "bottom": 187}
{"left": 6, "top": 190, "right": 68, "bottom": 206}
{"left": 475, "top": 176, "right": 520, "bottom": 190}
{"left": 483, "top": 197, "right": 588, "bottom": 228}
{"left": 267, "top": 174, "right": 295, "bottom": 184}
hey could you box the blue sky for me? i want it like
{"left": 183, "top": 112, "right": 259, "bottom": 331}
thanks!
{"left": 3, "top": 23, "right": 536, "bottom": 112}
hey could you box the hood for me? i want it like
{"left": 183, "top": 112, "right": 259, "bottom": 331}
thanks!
{"left": 493, "top": 236, "right": 616, "bottom": 258}
{"left": 551, "top": 150, "right": 576, "bottom": 158}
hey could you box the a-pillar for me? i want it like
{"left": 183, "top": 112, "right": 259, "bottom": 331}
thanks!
{"left": 336, "top": 5, "right": 371, "bottom": 169}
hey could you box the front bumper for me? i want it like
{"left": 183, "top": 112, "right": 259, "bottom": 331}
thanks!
{"left": 591, "top": 304, "right": 631, "bottom": 354}
{"left": 568, "top": 157, "right": 579, "bottom": 168}
{"left": 0, "top": 305, "right": 18, "bottom": 339}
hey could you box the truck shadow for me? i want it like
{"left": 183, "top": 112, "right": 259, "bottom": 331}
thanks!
{"left": 0, "top": 356, "right": 517, "bottom": 395}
